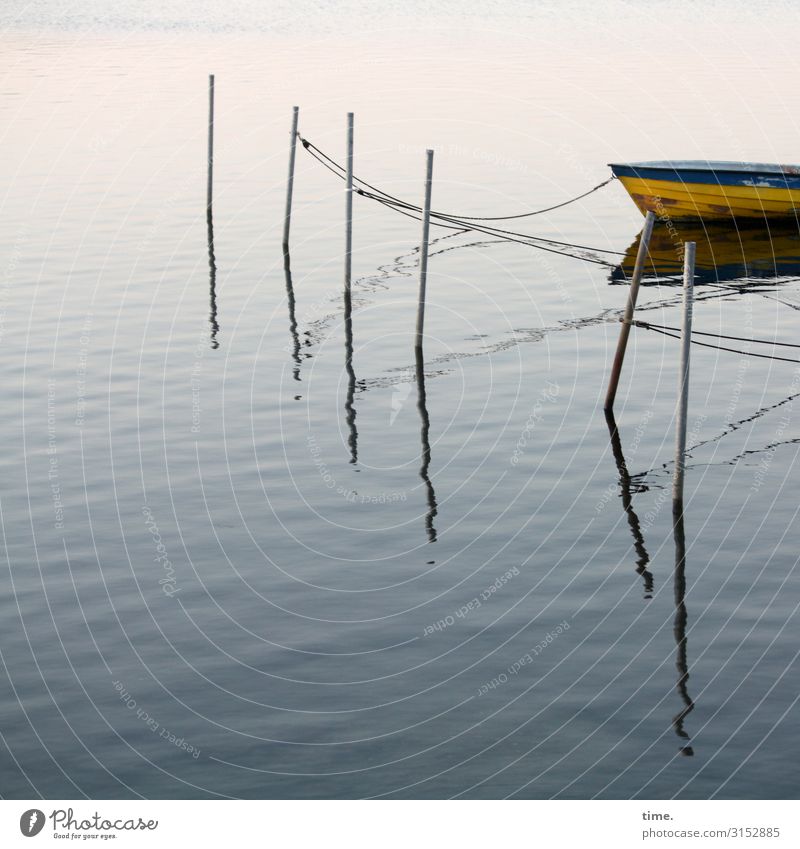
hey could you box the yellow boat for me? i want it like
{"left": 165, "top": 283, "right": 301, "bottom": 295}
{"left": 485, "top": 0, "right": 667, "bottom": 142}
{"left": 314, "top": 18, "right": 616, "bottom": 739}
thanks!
{"left": 610, "top": 219, "right": 800, "bottom": 284}
{"left": 609, "top": 161, "right": 800, "bottom": 220}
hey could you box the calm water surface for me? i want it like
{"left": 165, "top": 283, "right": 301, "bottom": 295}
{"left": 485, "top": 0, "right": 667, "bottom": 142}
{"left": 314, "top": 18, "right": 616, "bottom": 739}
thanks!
{"left": 1, "top": 1, "right": 800, "bottom": 799}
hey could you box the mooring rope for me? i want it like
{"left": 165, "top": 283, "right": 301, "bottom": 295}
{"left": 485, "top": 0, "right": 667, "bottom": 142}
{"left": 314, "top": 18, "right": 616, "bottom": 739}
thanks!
{"left": 355, "top": 187, "right": 619, "bottom": 265}
{"left": 354, "top": 185, "right": 622, "bottom": 253}
{"left": 300, "top": 136, "right": 615, "bottom": 220}
{"left": 445, "top": 177, "right": 618, "bottom": 220}
{"left": 632, "top": 319, "right": 800, "bottom": 364}
{"left": 632, "top": 319, "right": 800, "bottom": 349}
{"left": 298, "top": 134, "right": 623, "bottom": 267}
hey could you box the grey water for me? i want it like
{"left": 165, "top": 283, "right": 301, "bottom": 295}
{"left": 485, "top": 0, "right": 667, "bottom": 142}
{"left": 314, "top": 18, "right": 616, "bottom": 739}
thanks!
{"left": 2, "top": 0, "right": 800, "bottom": 799}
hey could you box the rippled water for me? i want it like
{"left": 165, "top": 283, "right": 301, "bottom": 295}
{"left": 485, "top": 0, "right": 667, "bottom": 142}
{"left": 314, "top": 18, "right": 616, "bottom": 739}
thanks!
{"left": 2, "top": 1, "right": 800, "bottom": 799}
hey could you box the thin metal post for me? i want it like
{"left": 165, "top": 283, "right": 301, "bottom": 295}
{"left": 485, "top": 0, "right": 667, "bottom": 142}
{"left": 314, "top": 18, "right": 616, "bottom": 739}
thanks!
{"left": 283, "top": 106, "right": 299, "bottom": 249}
{"left": 673, "top": 241, "right": 696, "bottom": 509}
{"left": 604, "top": 210, "right": 656, "bottom": 410}
{"left": 415, "top": 149, "right": 434, "bottom": 351}
{"left": 207, "top": 74, "right": 215, "bottom": 213}
{"left": 344, "top": 112, "right": 354, "bottom": 293}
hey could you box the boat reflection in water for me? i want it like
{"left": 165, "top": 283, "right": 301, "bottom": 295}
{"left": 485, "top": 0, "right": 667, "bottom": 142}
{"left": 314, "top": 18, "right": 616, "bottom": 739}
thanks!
{"left": 610, "top": 219, "right": 800, "bottom": 285}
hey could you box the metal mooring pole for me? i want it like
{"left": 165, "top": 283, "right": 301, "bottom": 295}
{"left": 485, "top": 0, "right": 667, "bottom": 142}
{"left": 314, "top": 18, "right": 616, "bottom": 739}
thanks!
{"left": 673, "top": 240, "right": 696, "bottom": 511}
{"left": 207, "top": 74, "right": 215, "bottom": 213}
{"left": 282, "top": 106, "right": 299, "bottom": 249}
{"left": 415, "top": 149, "right": 434, "bottom": 352}
{"left": 344, "top": 112, "right": 354, "bottom": 295}
{"left": 604, "top": 209, "right": 656, "bottom": 411}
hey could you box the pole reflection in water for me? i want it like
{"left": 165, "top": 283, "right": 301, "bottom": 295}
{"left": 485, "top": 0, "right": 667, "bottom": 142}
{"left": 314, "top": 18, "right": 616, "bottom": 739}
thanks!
{"left": 415, "top": 347, "right": 438, "bottom": 542}
{"left": 343, "top": 287, "right": 358, "bottom": 464}
{"left": 283, "top": 248, "right": 302, "bottom": 382}
{"left": 207, "top": 207, "right": 219, "bottom": 350}
{"left": 604, "top": 410, "right": 653, "bottom": 598}
{"left": 672, "top": 507, "right": 695, "bottom": 756}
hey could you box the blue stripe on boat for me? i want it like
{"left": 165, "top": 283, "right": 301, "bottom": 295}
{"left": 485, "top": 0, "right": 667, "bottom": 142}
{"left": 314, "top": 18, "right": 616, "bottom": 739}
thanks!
{"left": 609, "top": 163, "right": 800, "bottom": 190}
